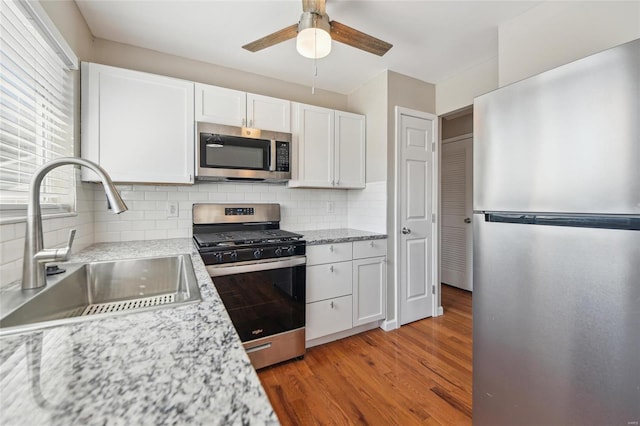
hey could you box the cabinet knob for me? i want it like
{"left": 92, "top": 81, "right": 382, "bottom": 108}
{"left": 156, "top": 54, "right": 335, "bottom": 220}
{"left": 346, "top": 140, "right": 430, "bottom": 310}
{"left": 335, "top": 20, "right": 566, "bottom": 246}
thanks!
{"left": 369, "top": 241, "right": 374, "bottom": 247}
{"left": 329, "top": 245, "right": 334, "bottom": 253}
{"left": 330, "top": 265, "right": 334, "bottom": 273}
{"left": 330, "top": 301, "right": 335, "bottom": 309}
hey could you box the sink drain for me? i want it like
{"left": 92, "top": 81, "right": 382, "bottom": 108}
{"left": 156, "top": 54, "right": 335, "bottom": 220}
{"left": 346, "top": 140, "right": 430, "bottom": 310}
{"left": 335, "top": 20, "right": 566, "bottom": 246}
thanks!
{"left": 81, "top": 294, "right": 176, "bottom": 316}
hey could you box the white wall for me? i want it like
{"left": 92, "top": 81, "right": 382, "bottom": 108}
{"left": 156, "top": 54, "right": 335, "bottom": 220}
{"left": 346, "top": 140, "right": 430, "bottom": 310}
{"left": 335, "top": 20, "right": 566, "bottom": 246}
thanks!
{"left": 499, "top": 1, "right": 640, "bottom": 86}
{"left": 436, "top": 57, "right": 498, "bottom": 115}
{"left": 435, "top": 1, "right": 640, "bottom": 115}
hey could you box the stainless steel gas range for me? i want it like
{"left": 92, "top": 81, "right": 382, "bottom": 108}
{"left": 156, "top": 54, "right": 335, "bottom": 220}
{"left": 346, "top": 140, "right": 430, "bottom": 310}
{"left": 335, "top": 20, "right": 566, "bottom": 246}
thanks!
{"left": 193, "top": 203, "right": 305, "bottom": 369}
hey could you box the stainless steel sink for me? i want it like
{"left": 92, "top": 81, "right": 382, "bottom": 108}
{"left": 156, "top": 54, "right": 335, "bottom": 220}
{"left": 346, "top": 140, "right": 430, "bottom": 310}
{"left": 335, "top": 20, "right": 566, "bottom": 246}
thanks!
{"left": 0, "top": 254, "right": 201, "bottom": 336}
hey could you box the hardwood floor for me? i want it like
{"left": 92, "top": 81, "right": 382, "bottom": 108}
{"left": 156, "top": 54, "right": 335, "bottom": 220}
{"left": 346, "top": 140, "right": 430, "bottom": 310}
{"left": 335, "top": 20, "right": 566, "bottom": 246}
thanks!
{"left": 258, "top": 285, "right": 472, "bottom": 425}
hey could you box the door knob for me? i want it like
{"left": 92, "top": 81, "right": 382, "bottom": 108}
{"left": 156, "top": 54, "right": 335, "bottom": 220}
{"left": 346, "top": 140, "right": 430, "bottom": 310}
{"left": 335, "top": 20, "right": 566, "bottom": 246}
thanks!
{"left": 464, "top": 218, "right": 472, "bottom": 224}
{"left": 401, "top": 227, "right": 411, "bottom": 235}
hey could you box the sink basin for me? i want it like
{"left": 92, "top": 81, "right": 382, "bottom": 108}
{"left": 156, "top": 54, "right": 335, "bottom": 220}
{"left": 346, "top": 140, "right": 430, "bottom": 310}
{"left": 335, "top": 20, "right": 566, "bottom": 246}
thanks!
{"left": 0, "top": 254, "right": 201, "bottom": 336}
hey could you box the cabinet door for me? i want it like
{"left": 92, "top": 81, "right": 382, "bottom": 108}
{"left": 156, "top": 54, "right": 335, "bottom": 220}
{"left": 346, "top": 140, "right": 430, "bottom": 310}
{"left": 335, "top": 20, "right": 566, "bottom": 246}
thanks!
{"left": 335, "top": 111, "right": 366, "bottom": 189}
{"left": 81, "top": 63, "right": 194, "bottom": 184}
{"left": 195, "top": 83, "right": 245, "bottom": 126}
{"left": 306, "top": 295, "right": 353, "bottom": 340}
{"left": 289, "top": 103, "right": 334, "bottom": 188}
{"left": 352, "top": 256, "right": 386, "bottom": 326}
{"left": 246, "top": 93, "right": 291, "bottom": 133}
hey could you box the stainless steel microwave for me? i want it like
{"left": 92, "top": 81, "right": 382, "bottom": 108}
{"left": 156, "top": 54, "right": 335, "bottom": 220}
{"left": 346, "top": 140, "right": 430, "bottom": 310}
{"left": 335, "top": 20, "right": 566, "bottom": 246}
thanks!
{"left": 196, "top": 122, "right": 292, "bottom": 182}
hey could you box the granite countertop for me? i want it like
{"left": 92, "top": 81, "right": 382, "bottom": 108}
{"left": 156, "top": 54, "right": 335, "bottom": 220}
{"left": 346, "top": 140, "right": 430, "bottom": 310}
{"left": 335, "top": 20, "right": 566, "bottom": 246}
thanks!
{"left": 0, "top": 239, "right": 278, "bottom": 426}
{"left": 298, "top": 228, "right": 387, "bottom": 246}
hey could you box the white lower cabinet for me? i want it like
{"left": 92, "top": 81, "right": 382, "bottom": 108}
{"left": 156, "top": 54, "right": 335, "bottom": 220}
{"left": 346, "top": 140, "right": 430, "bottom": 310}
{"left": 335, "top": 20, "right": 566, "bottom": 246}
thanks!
{"left": 353, "top": 256, "right": 386, "bottom": 326}
{"left": 306, "top": 295, "right": 353, "bottom": 341}
{"left": 305, "top": 239, "right": 387, "bottom": 345}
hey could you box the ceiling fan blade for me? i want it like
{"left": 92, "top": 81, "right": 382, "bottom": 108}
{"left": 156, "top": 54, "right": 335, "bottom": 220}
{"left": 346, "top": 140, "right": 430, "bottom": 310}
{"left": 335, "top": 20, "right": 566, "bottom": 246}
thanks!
{"left": 330, "top": 20, "right": 392, "bottom": 56}
{"left": 242, "top": 24, "right": 298, "bottom": 52}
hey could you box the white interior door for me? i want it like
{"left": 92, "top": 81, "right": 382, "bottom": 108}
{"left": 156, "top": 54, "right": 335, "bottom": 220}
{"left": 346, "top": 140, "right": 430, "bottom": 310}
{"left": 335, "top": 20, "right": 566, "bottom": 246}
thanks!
{"left": 398, "top": 110, "right": 435, "bottom": 325}
{"left": 441, "top": 137, "right": 473, "bottom": 291}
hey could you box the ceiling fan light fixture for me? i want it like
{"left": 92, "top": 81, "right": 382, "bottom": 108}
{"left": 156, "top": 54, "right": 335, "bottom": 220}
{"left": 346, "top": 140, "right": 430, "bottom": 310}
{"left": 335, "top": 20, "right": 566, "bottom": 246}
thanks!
{"left": 296, "top": 12, "right": 331, "bottom": 59}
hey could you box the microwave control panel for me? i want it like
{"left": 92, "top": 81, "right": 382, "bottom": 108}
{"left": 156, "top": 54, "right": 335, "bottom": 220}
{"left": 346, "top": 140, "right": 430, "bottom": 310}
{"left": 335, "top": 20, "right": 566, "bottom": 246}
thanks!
{"left": 275, "top": 142, "right": 290, "bottom": 172}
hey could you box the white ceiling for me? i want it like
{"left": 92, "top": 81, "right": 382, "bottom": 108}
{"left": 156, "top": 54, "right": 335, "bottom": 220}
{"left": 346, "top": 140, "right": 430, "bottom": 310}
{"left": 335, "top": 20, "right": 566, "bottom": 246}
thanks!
{"left": 74, "top": 0, "right": 542, "bottom": 94}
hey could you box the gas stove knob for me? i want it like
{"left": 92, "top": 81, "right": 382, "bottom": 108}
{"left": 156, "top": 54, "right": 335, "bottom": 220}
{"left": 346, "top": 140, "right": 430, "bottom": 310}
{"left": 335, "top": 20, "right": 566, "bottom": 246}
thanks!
{"left": 253, "top": 249, "right": 263, "bottom": 259}
{"left": 214, "top": 252, "right": 224, "bottom": 263}
{"left": 275, "top": 248, "right": 283, "bottom": 256}
{"left": 287, "top": 246, "right": 295, "bottom": 255}
{"left": 230, "top": 251, "right": 238, "bottom": 261}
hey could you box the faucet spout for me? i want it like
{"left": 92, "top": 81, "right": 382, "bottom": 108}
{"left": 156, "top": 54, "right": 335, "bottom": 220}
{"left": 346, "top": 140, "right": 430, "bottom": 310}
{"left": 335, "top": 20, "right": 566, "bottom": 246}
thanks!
{"left": 22, "top": 158, "right": 127, "bottom": 290}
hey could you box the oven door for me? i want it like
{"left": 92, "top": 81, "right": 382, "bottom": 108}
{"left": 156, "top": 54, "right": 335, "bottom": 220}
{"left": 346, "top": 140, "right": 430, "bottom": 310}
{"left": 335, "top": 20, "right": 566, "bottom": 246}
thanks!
{"left": 207, "top": 257, "right": 305, "bottom": 343}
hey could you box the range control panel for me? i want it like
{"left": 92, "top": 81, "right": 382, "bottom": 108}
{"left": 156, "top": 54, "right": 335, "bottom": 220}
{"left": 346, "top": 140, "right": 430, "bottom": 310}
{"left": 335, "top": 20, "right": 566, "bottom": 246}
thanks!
{"left": 225, "top": 207, "right": 255, "bottom": 216}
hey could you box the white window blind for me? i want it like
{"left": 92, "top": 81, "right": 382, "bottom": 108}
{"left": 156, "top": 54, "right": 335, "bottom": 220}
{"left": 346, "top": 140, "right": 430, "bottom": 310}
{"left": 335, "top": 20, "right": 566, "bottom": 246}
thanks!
{"left": 0, "top": 0, "right": 77, "bottom": 217}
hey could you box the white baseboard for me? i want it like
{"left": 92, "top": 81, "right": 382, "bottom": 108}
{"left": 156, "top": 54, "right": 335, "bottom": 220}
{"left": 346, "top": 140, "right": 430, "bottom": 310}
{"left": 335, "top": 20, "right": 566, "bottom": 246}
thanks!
{"left": 380, "top": 319, "right": 398, "bottom": 331}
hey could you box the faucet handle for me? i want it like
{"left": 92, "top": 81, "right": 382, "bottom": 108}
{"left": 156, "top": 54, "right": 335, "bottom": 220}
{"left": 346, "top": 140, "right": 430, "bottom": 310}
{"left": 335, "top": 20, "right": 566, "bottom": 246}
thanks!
{"left": 33, "top": 228, "right": 76, "bottom": 264}
{"left": 65, "top": 229, "right": 76, "bottom": 258}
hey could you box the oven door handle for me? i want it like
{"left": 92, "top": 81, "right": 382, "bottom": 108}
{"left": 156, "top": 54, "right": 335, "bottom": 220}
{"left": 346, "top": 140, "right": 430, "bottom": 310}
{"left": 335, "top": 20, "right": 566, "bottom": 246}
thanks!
{"left": 206, "top": 256, "right": 306, "bottom": 277}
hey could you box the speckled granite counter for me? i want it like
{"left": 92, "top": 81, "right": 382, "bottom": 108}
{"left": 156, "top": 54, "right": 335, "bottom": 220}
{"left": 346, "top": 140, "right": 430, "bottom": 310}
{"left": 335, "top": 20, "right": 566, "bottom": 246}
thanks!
{"left": 0, "top": 239, "right": 278, "bottom": 426}
{"left": 299, "top": 228, "right": 387, "bottom": 246}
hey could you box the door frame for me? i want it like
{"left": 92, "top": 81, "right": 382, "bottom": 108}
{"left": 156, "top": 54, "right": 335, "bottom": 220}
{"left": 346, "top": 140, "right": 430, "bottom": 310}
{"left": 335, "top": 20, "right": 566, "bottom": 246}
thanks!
{"left": 392, "top": 106, "right": 441, "bottom": 326}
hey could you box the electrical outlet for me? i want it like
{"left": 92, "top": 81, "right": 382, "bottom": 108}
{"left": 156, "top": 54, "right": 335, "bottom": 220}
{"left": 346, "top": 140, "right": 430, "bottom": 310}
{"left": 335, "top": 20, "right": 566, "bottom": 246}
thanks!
{"left": 167, "top": 201, "right": 179, "bottom": 218}
{"left": 326, "top": 201, "right": 335, "bottom": 214}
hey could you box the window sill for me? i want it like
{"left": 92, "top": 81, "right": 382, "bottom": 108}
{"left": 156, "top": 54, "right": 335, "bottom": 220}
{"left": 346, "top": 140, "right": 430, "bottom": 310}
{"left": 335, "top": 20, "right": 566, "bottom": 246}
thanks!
{"left": 0, "top": 211, "right": 78, "bottom": 226}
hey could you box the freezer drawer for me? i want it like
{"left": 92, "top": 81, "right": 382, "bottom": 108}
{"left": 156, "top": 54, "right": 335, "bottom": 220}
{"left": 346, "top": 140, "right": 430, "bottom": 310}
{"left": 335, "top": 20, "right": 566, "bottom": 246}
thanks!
{"left": 473, "top": 39, "right": 640, "bottom": 214}
{"left": 473, "top": 215, "right": 640, "bottom": 426}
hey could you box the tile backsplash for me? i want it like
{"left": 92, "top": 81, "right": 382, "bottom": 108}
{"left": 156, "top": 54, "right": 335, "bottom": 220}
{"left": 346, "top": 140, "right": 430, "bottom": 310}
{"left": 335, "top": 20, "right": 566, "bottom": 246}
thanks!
{"left": 93, "top": 182, "right": 352, "bottom": 243}
{"left": 1, "top": 179, "right": 387, "bottom": 286}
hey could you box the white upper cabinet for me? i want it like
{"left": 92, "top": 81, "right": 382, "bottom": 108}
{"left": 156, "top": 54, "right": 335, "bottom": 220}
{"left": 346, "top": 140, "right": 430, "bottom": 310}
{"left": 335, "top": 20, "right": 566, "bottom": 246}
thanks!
{"left": 81, "top": 62, "right": 195, "bottom": 184}
{"left": 195, "top": 83, "right": 291, "bottom": 133}
{"left": 335, "top": 111, "right": 366, "bottom": 189}
{"left": 289, "top": 103, "right": 365, "bottom": 189}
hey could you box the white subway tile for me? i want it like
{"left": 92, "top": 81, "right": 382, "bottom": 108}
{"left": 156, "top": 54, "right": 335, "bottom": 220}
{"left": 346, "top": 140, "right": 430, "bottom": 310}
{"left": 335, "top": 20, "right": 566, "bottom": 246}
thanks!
{"left": 145, "top": 192, "right": 168, "bottom": 201}
{"left": 167, "top": 192, "right": 189, "bottom": 201}
{"left": 95, "top": 232, "right": 122, "bottom": 243}
{"left": 144, "top": 230, "right": 167, "bottom": 240}
{"left": 121, "top": 231, "right": 145, "bottom": 242}
{"left": 227, "top": 193, "right": 245, "bottom": 201}
{"left": 188, "top": 192, "right": 209, "bottom": 201}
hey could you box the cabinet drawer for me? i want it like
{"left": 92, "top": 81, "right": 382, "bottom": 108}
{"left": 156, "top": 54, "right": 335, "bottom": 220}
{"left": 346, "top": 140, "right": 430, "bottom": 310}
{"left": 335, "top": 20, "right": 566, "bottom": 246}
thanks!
{"left": 306, "top": 261, "right": 352, "bottom": 303}
{"left": 306, "top": 295, "right": 353, "bottom": 340}
{"left": 353, "top": 239, "right": 387, "bottom": 259}
{"left": 306, "top": 242, "right": 352, "bottom": 266}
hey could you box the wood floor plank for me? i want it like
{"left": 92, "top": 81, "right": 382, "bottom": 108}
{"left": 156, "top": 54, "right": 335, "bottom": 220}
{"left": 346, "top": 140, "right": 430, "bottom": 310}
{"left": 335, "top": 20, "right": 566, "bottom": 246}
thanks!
{"left": 258, "top": 284, "right": 472, "bottom": 425}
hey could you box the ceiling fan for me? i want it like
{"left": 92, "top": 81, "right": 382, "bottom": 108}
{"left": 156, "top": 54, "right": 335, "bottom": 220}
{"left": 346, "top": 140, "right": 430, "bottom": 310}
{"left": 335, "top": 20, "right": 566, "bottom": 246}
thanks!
{"left": 242, "top": 0, "right": 393, "bottom": 59}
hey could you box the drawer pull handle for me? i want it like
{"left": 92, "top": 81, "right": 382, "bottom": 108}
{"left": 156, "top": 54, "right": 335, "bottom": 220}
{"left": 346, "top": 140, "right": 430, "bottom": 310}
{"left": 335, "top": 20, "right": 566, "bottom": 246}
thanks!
{"left": 246, "top": 342, "right": 272, "bottom": 353}
{"left": 329, "top": 245, "right": 334, "bottom": 252}
{"left": 330, "top": 265, "right": 334, "bottom": 273}
{"left": 330, "top": 301, "right": 335, "bottom": 309}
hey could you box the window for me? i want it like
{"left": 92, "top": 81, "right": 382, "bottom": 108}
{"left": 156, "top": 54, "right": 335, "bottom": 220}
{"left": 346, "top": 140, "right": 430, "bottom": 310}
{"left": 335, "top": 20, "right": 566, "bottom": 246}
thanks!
{"left": 0, "top": 0, "right": 78, "bottom": 220}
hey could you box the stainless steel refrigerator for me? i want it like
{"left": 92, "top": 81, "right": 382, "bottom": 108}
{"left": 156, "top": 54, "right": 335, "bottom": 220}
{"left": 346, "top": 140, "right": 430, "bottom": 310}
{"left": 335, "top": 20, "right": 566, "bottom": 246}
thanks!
{"left": 472, "top": 39, "right": 640, "bottom": 425}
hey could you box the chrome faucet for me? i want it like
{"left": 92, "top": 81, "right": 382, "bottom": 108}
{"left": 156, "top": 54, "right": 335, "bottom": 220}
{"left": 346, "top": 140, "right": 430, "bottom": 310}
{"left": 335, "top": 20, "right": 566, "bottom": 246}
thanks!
{"left": 22, "top": 158, "right": 128, "bottom": 290}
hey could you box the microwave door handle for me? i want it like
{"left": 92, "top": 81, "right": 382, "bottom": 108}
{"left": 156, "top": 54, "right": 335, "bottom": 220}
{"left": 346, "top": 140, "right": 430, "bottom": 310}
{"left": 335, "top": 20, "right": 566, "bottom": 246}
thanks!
{"left": 269, "top": 140, "right": 276, "bottom": 171}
